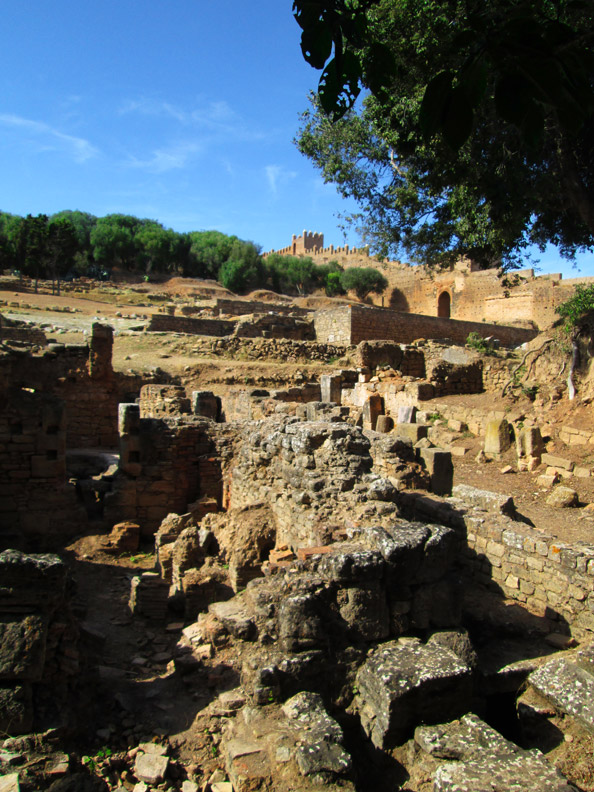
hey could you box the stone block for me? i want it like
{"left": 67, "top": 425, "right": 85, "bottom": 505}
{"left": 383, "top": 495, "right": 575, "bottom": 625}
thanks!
{"left": 375, "top": 415, "right": 394, "bottom": 433}
{"left": 397, "top": 405, "right": 417, "bottom": 424}
{"left": 395, "top": 423, "right": 428, "bottom": 443}
{"left": 320, "top": 374, "right": 342, "bottom": 404}
{"left": 362, "top": 394, "right": 383, "bottom": 430}
{"left": 546, "top": 486, "right": 579, "bottom": 508}
{"left": 0, "top": 615, "right": 47, "bottom": 682}
{"left": 419, "top": 448, "right": 453, "bottom": 496}
{"left": 355, "top": 638, "right": 472, "bottom": 748}
{"left": 413, "top": 714, "right": 574, "bottom": 792}
{"left": 484, "top": 419, "right": 511, "bottom": 456}
{"left": 452, "top": 484, "right": 516, "bottom": 516}
{"left": 541, "top": 453, "right": 574, "bottom": 471}
{"left": 191, "top": 390, "right": 220, "bottom": 420}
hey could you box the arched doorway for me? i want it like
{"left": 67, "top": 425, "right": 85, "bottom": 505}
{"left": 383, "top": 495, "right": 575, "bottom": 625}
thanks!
{"left": 437, "top": 291, "right": 451, "bottom": 318}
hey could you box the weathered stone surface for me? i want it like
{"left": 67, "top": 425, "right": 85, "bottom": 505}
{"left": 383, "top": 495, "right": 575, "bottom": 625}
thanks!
{"left": 0, "top": 615, "right": 47, "bottom": 681}
{"left": 362, "top": 394, "right": 383, "bottom": 430}
{"left": 209, "top": 596, "right": 256, "bottom": 641}
{"left": 0, "top": 773, "right": 20, "bottom": 792}
{"left": 320, "top": 374, "right": 342, "bottom": 405}
{"left": 282, "top": 691, "right": 352, "bottom": 776}
{"left": 452, "top": 484, "right": 516, "bottom": 517}
{"left": 395, "top": 423, "right": 428, "bottom": 443}
{"left": 0, "top": 685, "right": 33, "bottom": 735}
{"left": 526, "top": 647, "right": 594, "bottom": 733}
{"left": 355, "top": 638, "right": 473, "bottom": 747}
{"left": 375, "top": 414, "right": 393, "bottom": 433}
{"left": 134, "top": 751, "right": 170, "bottom": 785}
{"left": 545, "top": 486, "right": 579, "bottom": 508}
{"left": 484, "top": 419, "right": 511, "bottom": 456}
{"left": 410, "top": 714, "right": 573, "bottom": 792}
{"left": 0, "top": 550, "right": 67, "bottom": 612}
{"left": 418, "top": 448, "right": 453, "bottom": 496}
{"left": 101, "top": 521, "right": 140, "bottom": 553}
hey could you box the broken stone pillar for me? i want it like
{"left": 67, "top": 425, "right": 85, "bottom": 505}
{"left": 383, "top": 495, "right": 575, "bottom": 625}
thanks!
{"left": 191, "top": 390, "right": 221, "bottom": 421}
{"left": 375, "top": 415, "right": 394, "bottom": 433}
{"left": 516, "top": 426, "right": 544, "bottom": 470}
{"left": 89, "top": 322, "right": 114, "bottom": 379}
{"left": 362, "top": 394, "right": 383, "bottom": 431}
{"left": 320, "top": 374, "right": 342, "bottom": 405}
{"left": 129, "top": 573, "right": 169, "bottom": 620}
{"left": 419, "top": 447, "right": 453, "bottom": 495}
{"left": 118, "top": 403, "right": 141, "bottom": 477}
{"left": 484, "top": 419, "right": 511, "bottom": 457}
{"left": 397, "top": 405, "right": 417, "bottom": 424}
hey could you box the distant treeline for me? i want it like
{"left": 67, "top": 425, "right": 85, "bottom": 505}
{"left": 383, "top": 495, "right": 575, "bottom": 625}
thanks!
{"left": 0, "top": 210, "right": 388, "bottom": 299}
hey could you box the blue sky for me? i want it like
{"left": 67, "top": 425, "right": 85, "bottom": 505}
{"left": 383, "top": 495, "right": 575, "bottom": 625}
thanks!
{"left": 1, "top": 1, "right": 591, "bottom": 278}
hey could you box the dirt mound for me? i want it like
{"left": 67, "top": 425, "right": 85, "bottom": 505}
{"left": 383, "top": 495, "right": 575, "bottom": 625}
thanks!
{"left": 246, "top": 289, "right": 293, "bottom": 303}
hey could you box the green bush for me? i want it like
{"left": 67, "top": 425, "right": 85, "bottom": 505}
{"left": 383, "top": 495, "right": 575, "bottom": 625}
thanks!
{"left": 556, "top": 284, "right": 594, "bottom": 334}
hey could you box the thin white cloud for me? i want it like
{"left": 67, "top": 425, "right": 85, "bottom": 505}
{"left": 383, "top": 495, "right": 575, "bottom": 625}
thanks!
{"left": 0, "top": 113, "right": 98, "bottom": 163}
{"left": 125, "top": 141, "right": 203, "bottom": 173}
{"left": 120, "top": 97, "right": 267, "bottom": 142}
{"left": 265, "top": 164, "right": 297, "bottom": 196}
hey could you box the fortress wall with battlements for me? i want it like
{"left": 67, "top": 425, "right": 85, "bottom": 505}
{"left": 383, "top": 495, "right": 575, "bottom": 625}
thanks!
{"left": 264, "top": 233, "right": 593, "bottom": 330}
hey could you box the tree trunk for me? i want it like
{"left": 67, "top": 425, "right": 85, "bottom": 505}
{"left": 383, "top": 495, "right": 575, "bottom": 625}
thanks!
{"left": 567, "top": 339, "right": 580, "bottom": 400}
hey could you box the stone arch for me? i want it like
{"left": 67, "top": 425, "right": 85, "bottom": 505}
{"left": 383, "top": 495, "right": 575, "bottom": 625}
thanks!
{"left": 390, "top": 288, "right": 410, "bottom": 312}
{"left": 437, "top": 291, "right": 451, "bottom": 318}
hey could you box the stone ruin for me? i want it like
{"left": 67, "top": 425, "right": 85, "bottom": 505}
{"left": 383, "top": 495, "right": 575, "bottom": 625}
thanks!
{"left": 1, "top": 319, "right": 594, "bottom": 791}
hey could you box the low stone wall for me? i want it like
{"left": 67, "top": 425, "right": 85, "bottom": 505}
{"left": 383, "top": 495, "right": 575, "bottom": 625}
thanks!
{"left": 177, "top": 336, "right": 349, "bottom": 363}
{"left": 0, "top": 326, "right": 48, "bottom": 346}
{"left": 354, "top": 341, "right": 426, "bottom": 377}
{"left": 399, "top": 489, "right": 594, "bottom": 639}
{"left": 464, "top": 514, "right": 594, "bottom": 637}
{"left": 215, "top": 298, "right": 311, "bottom": 318}
{"left": 139, "top": 385, "right": 192, "bottom": 418}
{"left": 148, "top": 314, "right": 237, "bottom": 336}
{"left": 314, "top": 305, "right": 538, "bottom": 347}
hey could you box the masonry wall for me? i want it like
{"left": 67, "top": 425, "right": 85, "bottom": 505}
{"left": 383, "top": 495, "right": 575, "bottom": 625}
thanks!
{"left": 214, "top": 299, "right": 311, "bottom": 318}
{"left": 0, "top": 389, "right": 86, "bottom": 549}
{"left": 314, "top": 305, "right": 537, "bottom": 347}
{"left": 400, "top": 492, "right": 594, "bottom": 639}
{"left": 148, "top": 314, "right": 236, "bottom": 336}
{"left": 107, "top": 408, "right": 227, "bottom": 535}
{"left": 4, "top": 328, "right": 120, "bottom": 448}
{"left": 463, "top": 516, "right": 594, "bottom": 637}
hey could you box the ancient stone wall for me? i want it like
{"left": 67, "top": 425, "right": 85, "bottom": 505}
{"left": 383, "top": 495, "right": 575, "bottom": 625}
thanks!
{"left": 106, "top": 406, "right": 227, "bottom": 535}
{"left": 222, "top": 384, "right": 322, "bottom": 421}
{"left": 314, "top": 305, "right": 537, "bottom": 348}
{"left": 214, "top": 298, "right": 311, "bottom": 318}
{"left": 401, "top": 489, "right": 594, "bottom": 639}
{"left": 138, "top": 385, "right": 192, "bottom": 418}
{"left": 172, "top": 336, "right": 348, "bottom": 364}
{"left": 0, "top": 388, "right": 86, "bottom": 549}
{"left": 148, "top": 314, "right": 236, "bottom": 336}
{"left": 3, "top": 326, "right": 120, "bottom": 448}
{"left": 0, "top": 550, "right": 81, "bottom": 735}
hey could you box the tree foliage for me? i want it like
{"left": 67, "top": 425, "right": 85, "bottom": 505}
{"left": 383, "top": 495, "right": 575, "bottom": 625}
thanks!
{"left": 294, "top": 0, "right": 594, "bottom": 270}
{"left": 339, "top": 265, "right": 388, "bottom": 299}
{"left": 557, "top": 284, "right": 594, "bottom": 334}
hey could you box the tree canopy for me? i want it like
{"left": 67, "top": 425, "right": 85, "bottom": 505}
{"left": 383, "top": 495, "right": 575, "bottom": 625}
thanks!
{"left": 0, "top": 209, "right": 388, "bottom": 300}
{"left": 294, "top": 0, "right": 594, "bottom": 270}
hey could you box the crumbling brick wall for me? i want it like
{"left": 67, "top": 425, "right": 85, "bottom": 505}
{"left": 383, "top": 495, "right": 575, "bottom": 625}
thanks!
{"left": 105, "top": 406, "right": 228, "bottom": 535}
